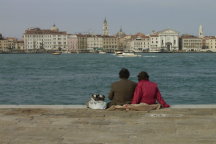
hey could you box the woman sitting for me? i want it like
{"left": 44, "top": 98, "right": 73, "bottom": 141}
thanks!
{"left": 131, "top": 71, "right": 170, "bottom": 108}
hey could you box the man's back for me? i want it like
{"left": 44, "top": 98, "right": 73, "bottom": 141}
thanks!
{"left": 108, "top": 79, "right": 136, "bottom": 106}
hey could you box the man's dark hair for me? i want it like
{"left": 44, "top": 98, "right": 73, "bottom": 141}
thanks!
{"left": 119, "top": 68, "right": 130, "bottom": 79}
{"left": 138, "top": 71, "right": 149, "bottom": 81}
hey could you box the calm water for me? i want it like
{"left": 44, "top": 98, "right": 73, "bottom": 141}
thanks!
{"left": 0, "top": 53, "right": 216, "bottom": 105}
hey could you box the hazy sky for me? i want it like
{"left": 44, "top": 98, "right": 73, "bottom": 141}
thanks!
{"left": 0, "top": 0, "right": 216, "bottom": 39}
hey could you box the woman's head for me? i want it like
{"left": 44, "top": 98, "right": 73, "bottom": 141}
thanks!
{"left": 137, "top": 71, "right": 149, "bottom": 81}
{"left": 119, "top": 68, "right": 130, "bottom": 79}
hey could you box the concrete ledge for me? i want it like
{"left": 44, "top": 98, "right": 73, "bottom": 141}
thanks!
{"left": 0, "top": 104, "right": 216, "bottom": 109}
{"left": 0, "top": 105, "right": 87, "bottom": 109}
{"left": 171, "top": 104, "right": 216, "bottom": 108}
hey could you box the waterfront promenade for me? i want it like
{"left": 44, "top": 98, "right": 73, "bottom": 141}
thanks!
{"left": 0, "top": 105, "right": 216, "bottom": 144}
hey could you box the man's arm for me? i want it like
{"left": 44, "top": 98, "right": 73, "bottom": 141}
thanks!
{"left": 108, "top": 84, "right": 114, "bottom": 100}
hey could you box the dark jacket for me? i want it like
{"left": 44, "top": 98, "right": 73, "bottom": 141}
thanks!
{"left": 108, "top": 79, "right": 137, "bottom": 107}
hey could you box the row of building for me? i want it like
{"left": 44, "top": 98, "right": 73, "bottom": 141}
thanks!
{"left": 1, "top": 19, "right": 216, "bottom": 53}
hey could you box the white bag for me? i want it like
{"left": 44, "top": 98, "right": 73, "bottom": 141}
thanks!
{"left": 87, "top": 97, "right": 107, "bottom": 109}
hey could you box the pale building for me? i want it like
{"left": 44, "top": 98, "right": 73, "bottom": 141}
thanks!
{"left": 117, "top": 35, "right": 132, "bottom": 51}
{"left": 180, "top": 35, "right": 202, "bottom": 52}
{"left": 67, "top": 34, "right": 78, "bottom": 53}
{"left": 87, "top": 35, "right": 103, "bottom": 51}
{"left": 204, "top": 36, "right": 216, "bottom": 51}
{"left": 150, "top": 29, "right": 179, "bottom": 52}
{"left": 102, "top": 36, "right": 117, "bottom": 53}
{"left": 24, "top": 25, "right": 67, "bottom": 52}
{"left": 0, "top": 37, "right": 17, "bottom": 52}
{"left": 149, "top": 34, "right": 160, "bottom": 52}
{"left": 77, "top": 34, "right": 89, "bottom": 53}
{"left": 103, "top": 18, "right": 109, "bottom": 36}
{"left": 127, "top": 33, "right": 150, "bottom": 52}
{"left": 15, "top": 40, "right": 24, "bottom": 50}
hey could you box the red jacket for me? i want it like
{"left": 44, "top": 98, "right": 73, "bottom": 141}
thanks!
{"left": 131, "top": 80, "right": 170, "bottom": 108}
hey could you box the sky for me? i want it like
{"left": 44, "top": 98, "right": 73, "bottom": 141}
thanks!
{"left": 0, "top": 0, "right": 216, "bottom": 39}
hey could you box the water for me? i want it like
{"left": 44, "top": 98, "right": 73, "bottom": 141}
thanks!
{"left": 0, "top": 53, "right": 216, "bottom": 105}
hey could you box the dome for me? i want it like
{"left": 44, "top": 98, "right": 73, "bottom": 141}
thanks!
{"left": 50, "top": 24, "right": 59, "bottom": 31}
{"left": 0, "top": 33, "right": 3, "bottom": 40}
{"left": 116, "top": 27, "right": 126, "bottom": 38}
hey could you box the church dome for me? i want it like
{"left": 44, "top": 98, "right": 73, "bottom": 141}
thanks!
{"left": 50, "top": 24, "right": 59, "bottom": 31}
{"left": 116, "top": 27, "right": 126, "bottom": 38}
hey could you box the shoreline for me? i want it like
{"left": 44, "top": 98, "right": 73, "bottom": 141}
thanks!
{"left": 0, "top": 104, "right": 216, "bottom": 109}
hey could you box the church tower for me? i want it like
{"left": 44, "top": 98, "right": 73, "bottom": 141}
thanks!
{"left": 198, "top": 25, "right": 204, "bottom": 38}
{"left": 103, "top": 18, "right": 109, "bottom": 36}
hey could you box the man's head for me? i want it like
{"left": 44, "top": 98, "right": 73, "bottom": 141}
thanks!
{"left": 119, "top": 68, "right": 130, "bottom": 79}
{"left": 137, "top": 71, "right": 149, "bottom": 81}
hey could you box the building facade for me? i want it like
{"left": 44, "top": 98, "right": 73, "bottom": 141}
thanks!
{"left": 103, "top": 36, "right": 117, "bottom": 52}
{"left": 149, "top": 29, "right": 179, "bottom": 52}
{"left": 0, "top": 37, "right": 16, "bottom": 52}
{"left": 180, "top": 35, "right": 202, "bottom": 51}
{"left": 127, "top": 33, "right": 150, "bottom": 52}
{"left": 67, "top": 34, "right": 78, "bottom": 53}
{"left": 87, "top": 35, "right": 103, "bottom": 52}
{"left": 204, "top": 36, "right": 216, "bottom": 51}
{"left": 24, "top": 25, "right": 67, "bottom": 52}
{"left": 76, "top": 34, "right": 89, "bottom": 53}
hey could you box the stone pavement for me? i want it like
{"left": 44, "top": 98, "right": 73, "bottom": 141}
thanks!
{"left": 0, "top": 106, "right": 216, "bottom": 144}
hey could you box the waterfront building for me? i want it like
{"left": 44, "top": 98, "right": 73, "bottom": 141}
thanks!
{"left": 116, "top": 35, "right": 131, "bottom": 51}
{"left": 76, "top": 34, "right": 89, "bottom": 53}
{"left": 0, "top": 37, "right": 17, "bottom": 52}
{"left": 180, "top": 35, "right": 202, "bottom": 52}
{"left": 103, "top": 18, "right": 109, "bottom": 36}
{"left": 102, "top": 35, "right": 117, "bottom": 53}
{"left": 126, "top": 33, "right": 150, "bottom": 52}
{"left": 149, "top": 29, "right": 179, "bottom": 52}
{"left": 67, "top": 34, "right": 78, "bottom": 53}
{"left": 15, "top": 40, "right": 24, "bottom": 50}
{"left": 204, "top": 36, "right": 216, "bottom": 51}
{"left": 23, "top": 25, "right": 67, "bottom": 52}
{"left": 87, "top": 35, "right": 103, "bottom": 52}
{"left": 149, "top": 34, "right": 160, "bottom": 52}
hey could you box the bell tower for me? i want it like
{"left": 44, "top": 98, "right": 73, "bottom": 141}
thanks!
{"left": 103, "top": 18, "right": 109, "bottom": 36}
{"left": 198, "top": 25, "right": 204, "bottom": 38}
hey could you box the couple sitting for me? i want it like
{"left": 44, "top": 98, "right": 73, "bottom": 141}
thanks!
{"left": 107, "top": 68, "right": 170, "bottom": 110}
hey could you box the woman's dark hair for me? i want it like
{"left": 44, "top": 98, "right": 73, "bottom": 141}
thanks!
{"left": 119, "top": 68, "right": 130, "bottom": 79}
{"left": 137, "top": 71, "right": 149, "bottom": 81}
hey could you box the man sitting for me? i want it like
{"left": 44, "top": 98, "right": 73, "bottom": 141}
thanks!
{"left": 107, "top": 68, "right": 137, "bottom": 108}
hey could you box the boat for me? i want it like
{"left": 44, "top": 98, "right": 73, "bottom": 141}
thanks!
{"left": 51, "top": 51, "right": 62, "bottom": 55}
{"left": 98, "top": 51, "right": 106, "bottom": 54}
{"left": 116, "top": 52, "right": 141, "bottom": 57}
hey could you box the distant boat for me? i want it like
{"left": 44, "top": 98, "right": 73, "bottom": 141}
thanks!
{"left": 51, "top": 51, "right": 62, "bottom": 55}
{"left": 116, "top": 52, "right": 141, "bottom": 57}
{"left": 114, "top": 51, "right": 123, "bottom": 55}
{"left": 98, "top": 51, "right": 106, "bottom": 54}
